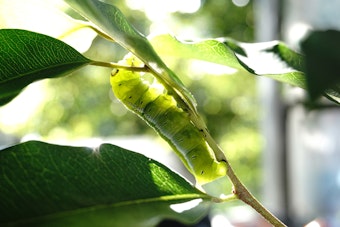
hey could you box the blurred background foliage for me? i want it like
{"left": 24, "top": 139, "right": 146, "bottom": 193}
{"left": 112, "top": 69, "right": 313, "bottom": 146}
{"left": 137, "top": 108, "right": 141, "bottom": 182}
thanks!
{"left": 0, "top": 0, "right": 262, "bottom": 195}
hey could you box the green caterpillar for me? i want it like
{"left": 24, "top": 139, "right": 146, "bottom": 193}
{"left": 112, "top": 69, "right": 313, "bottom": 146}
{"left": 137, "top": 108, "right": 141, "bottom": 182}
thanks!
{"left": 110, "top": 54, "right": 227, "bottom": 185}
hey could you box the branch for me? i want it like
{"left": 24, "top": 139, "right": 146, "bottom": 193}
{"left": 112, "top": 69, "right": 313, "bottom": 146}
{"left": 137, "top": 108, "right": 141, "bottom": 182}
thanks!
{"left": 225, "top": 161, "right": 287, "bottom": 227}
{"left": 90, "top": 61, "right": 150, "bottom": 72}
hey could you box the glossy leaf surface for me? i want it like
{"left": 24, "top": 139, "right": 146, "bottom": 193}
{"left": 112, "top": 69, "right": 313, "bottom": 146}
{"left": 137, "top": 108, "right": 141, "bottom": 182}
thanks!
{"left": 0, "top": 29, "right": 91, "bottom": 106}
{"left": 0, "top": 141, "right": 211, "bottom": 226}
{"left": 151, "top": 34, "right": 339, "bottom": 104}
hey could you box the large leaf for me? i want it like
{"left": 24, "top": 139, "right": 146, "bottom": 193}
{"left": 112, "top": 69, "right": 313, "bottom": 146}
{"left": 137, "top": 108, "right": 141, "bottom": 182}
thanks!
{"left": 64, "top": 0, "right": 198, "bottom": 116}
{"left": 150, "top": 35, "right": 254, "bottom": 74}
{"left": 0, "top": 29, "right": 91, "bottom": 106}
{"left": 0, "top": 141, "right": 212, "bottom": 227}
{"left": 151, "top": 35, "right": 304, "bottom": 86}
{"left": 150, "top": 34, "right": 340, "bottom": 104}
{"left": 301, "top": 30, "right": 340, "bottom": 103}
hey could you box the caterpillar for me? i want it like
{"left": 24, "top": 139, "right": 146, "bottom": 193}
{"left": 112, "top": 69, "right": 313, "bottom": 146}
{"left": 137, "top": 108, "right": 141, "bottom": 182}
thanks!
{"left": 110, "top": 54, "right": 227, "bottom": 185}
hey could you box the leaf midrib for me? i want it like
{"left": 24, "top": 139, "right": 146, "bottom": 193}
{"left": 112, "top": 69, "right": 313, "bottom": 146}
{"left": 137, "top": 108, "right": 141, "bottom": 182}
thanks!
{"left": 0, "top": 60, "right": 91, "bottom": 84}
{"left": 3, "top": 193, "right": 210, "bottom": 225}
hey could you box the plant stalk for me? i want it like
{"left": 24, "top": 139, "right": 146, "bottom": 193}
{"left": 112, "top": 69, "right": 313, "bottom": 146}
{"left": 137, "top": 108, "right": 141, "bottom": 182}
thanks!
{"left": 225, "top": 161, "right": 287, "bottom": 227}
{"left": 200, "top": 126, "right": 286, "bottom": 226}
{"left": 90, "top": 61, "right": 150, "bottom": 72}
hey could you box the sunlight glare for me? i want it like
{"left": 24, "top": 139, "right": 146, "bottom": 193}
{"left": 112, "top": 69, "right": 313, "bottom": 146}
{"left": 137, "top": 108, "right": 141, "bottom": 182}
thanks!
{"left": 0, "top": 82, "right": 48, "bottom": 134}
{"left": 0, "top": 0, "right": 97, "bottom": 53}
{"left": 287, "top": 22, "right": 311, "bottom": 47}
{"left": 305, "top": 220, "right": 322, "bottom": 227}
{"left": 189, "top": 60, "right": 238, "bottom": 79}
{"left": 238, "top": 41, "right": 297, "bottom": 74}
{"left": 232, "top": 0, "right": 250, "bottom": 7}
{"left": 211, "top": 214, "right": 233, "bottom": 227}
{"left": 126, "top": 0, "right": 201, "bottom": 20}
{"left": 169, "top": 199, "right": 202, "bottom": 213}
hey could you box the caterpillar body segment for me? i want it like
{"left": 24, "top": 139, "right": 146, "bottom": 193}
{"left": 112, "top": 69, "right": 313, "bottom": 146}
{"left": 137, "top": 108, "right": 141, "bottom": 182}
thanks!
{"left": 110, "top": 55, "right": 227, "bottom": 185}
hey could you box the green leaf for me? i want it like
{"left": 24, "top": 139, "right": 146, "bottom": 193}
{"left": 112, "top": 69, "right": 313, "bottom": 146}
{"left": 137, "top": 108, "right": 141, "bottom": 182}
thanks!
{"left": 323, "top": 86, "right": 340, "bottom": 104}
{"left": 264, "top": 42, "right": 305, "bottom": 72}
{"left": 223, "top": 37, "right": 247, "bottom": 57}
{"left": 261, "top": 42, "right": 307, "bottom": 88}
{"left": 0, "top": 141, "right": 211, "bottom": 226}
{"left": 301, "top": 30, "right": 340, "bottom": 103}
{"left": 150, "top": 34, "right": 253, "bottom": 73}
{"left": 64, "top": 0, "right": 199, "bottom": 116}
{"left": 150, "top": 34, "right": 340, "bottom": 104}
{"left": 150, "top": 34, "right": 306, "bottom": 87}
{"left": 263, "top": 71, "right": 306, "bottom": 89}
{"left": 0, "top": 29, "right": 91, "bottom": 106}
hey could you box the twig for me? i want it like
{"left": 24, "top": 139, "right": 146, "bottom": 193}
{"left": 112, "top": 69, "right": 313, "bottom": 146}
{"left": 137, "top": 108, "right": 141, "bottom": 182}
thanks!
{"left": 225, "top": 161, "right": 287, "bottom": 227}
{"left": 89, "top": 61, "right": 150, "bottom": 72}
